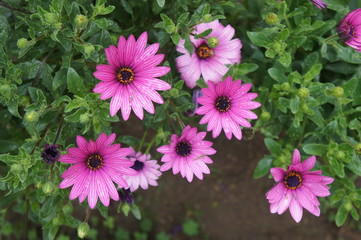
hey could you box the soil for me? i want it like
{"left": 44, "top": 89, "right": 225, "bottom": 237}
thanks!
{"left": 115, "top": 117, "right": 361, "bottom": 240}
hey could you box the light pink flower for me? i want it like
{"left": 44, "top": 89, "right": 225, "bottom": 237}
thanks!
{"left": 310, "top": 0, "right": 326, "bottom": 9}
{"left": 266, "top": 149, "right": 334, "bottom": 223}
{"left": 337, "top": 9, "right": 361, "bottom": 52}
{"left": 175, "top": 20, "right": 242, "bottom": 88}
{"left": 157, "top": 125, "right": 216, "bottom": 182}
{"left": 196, "top": 76, "right": 261, "bottom": 140}
{"left": 123, "top": 147, "right": 162, "bottom": 192}
{"left": 93, "top": 32, "right": 171, "bottom": 120}
{"left": 59, "top": 133, "right": 136, "bottom": 209}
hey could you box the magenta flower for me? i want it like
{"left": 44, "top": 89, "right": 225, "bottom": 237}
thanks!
{"left": 93, "top": 32, "right": 171, "bottom": 120}
{"left": 175, "top": 20, "right": 242, "bottom": 88}
{"left": 157, "top": 125, "right": 216, "bottom": 182}
{"left": 59, "top": 133, "right": 137, "bottom": 209}
{"left": 123, "top": 147, "right": 162, "bottom": 192}
{"left": 266, "top": 149, "right": 334, "bottom": 223}
{"left": 196, "top": 76, "right": 261, "bottom": 140}
{"left": 337, "top": 9, "right": 361, "bottom": 52}
{"left": 310, "top": 0, "right": 326, "bottom": 9}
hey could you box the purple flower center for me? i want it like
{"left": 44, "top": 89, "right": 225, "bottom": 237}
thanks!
{"left": 338, "top": 22, "right": 356, "bottom": 42}
{"left": 87, "top": 154, "right": 104, "bottom": 170}
{"left": 196, "top": 43, "right": 214, "bottom": 59}
{"left": 215, "top": 96, "right": 231, "bottom": 112}
{"left": 131, "top": 160, "right": 144, "bottom": 171}
{"left": 176, "top": 141, "right": 192, "bottom": 157}
{"left": 284, "top": 171, "right": 302, "bottom": 190}
{"left": 117, "top": 67, "right": 135, "bottom": 84}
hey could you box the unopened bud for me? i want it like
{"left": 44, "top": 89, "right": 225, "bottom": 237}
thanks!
{"left": 25, "top": 111, "right": 40, "bottom": 123}
{"left": 75, "top": 14, "right": 88, "bottom": 27}
{"left": 281, "top": 82, "right": 290, "bottom": 91}
{"left": 77, "top": 222, "right": 90, "bottom": 239}
{"left": 260, "top": 111, "right": 271, "bottom": 121}
{"left": 332, "top": 86, "right": 344, "bottom": 98}
{"left": 0, "top": 84, "right": 12, "bottom": 98}
{"left": 344, "top": 200, "right": 353, "bottom": 211}
{"left": 207, "top": 37, "right": 219, "bottom": 48}
{"left": 42, "top": 182, "right": 55, "bottom": 196}
{"left": 44, "top": 13, "right": 57, "bottom": 24}
{"left": 355, "top": 143, "right": 361, "bottom": 155}
{"left": 202, "top": 14, "right": 212, "bottom": 23}
{"left": 84, "top": 44, "right": 95, "bottom": 55}
{"left": 11, "top": 163, "right": 22, "bottom": 174}
{"left": 265, "top": 13, "right": 279, "bottom": 26}
{"left": 17, "top": 38, "right": 29, "bottom": 49}
{"left": 297, "top": 88, "right": 310, "bottom": 99}
{"left": 80, "top": 113, "right": 90, "bottom": 124}
{"left": 336, "top": 151, "right": 345, "bottom": 160}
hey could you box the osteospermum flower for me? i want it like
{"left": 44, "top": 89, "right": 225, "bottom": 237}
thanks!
{"left": 337, "top": 9, "right": 361, "bottom": 52}
{"left": 93, "top": 32, "right": 171, "bottom": 120}
{"left": 266, "top": 149, "right": 334, "bottom": 223}
{"left": 196, "top": 76, "right": 261, "bottom": 140}
{"left": 157, "top": 125, "right": 216, "bottom": 182}
{"left": 41, "top": 144, "right": 60, "bottom": 163}
{"left": 310, "top": 0, "right": 326, "bottom": 9}
{"left": 175, "top": 20, "right": 242, "bottom": 88}
{"left": 123, "top": 147, "right": 162, "bottom": 192}
{"left": 59, "top": 133, "right": 137, "bottom": 209}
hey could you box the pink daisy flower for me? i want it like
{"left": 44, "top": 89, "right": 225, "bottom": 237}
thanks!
{"left": 123, "top": 147, "right": 162, "bottom": 192}
{"left": 175, "top": 20, "right": 242, "bottom": 88}
{"left": 59, "top": 133, "right": 137, "bottom": 209}
{"left": 195, "top": 76, "right": 261, "bottom": 140}
{"left": 310, "top": 0, "right": 326, "bottom": 9}
{"left": 157, "top": 125, "right": 216, "bottom": 182}
{"left": 266, "top": 149, "right": 334, "bottom": 223}
{"left": 337, "top": 9, "right": 361, "bottom": 52}
{"left": 93, "top": 32, "right": 171, "bottom": 120}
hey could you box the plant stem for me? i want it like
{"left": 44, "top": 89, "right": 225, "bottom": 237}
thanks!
{"left": 30, "top": 122, "right": 52, "bottom": 155}
{"left": 53, "top": 116, "right": 64, "bottom": 145}
{"left": 324, "top": 33, "right": 339, "bottom": 44}
{"left": 0, "top": 1, "right": 32, "bottom": 14}
{"left": 84, "top": 208, "right": 91, "bottom": 222}
{"left": 145, "top": 136, "right": 156, "bottom": 154}
{"left": 138, "top": 129, "right": 148, "bottom": 152}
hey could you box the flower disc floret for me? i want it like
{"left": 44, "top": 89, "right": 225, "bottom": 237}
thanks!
{"left": 157, "top": 126, "right": 216, "bottom": 182}
{"left": 266, "top": 149, "right": 334, "bottom": 223}
{"left": 93, "top": 32, "right": 171, "bottom": 120}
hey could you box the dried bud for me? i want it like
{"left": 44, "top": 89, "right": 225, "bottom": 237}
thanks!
{"left": 207, "top": 37, "right": 219, "bottom": 48}
{"left": 119, "top": 189, "right": 134, "bottom": 206}
{"left": 77, "top": 222, "right": 90, "bottom": 239}
{"left": 265, "top": 13, "right": 279, "bottom": 26}
{"left": 41, "top": 144, "right": 61, "bottom": 163}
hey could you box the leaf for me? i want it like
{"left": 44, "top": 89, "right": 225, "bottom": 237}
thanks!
{"left": 67, "top": 68, "right": 87, "bottom": 97}
{"left": 247, "top": 31, "right": 273, "bottom": 48}
{"left": 120, "top": 0, "right": 133, "bottom": 15}
{"left": 253, "top": 156, "right": 273, "bottom": 179}
{"left": 156, "top": 0, "right": 165, "bottom": 7}
{"left": 0, "top": 140, "right": 19, "bottom": 154}
{"left": 347, "top": 154, "right": 361, "bottom": 176}
{"left": 7, "top": 99, "right": 21, "bottom": 118}
{"left": 235, "top": 63, "right": 259, "bottom": 75}
{"left": 278, "top": 52, "right": 291, "bottom": 67}
{"left": 303, "top": 144, "right": 328, "bottom": 156}
{"left": 131, "top": 204, "right": 141, "bottom": 220}
{"left": 290, "top": 96, "right": 300, "bottom": 114}
{"left": 197, "top": 28, "right": 212, "bottom": 37}
{"left": 268, "top": 68, "right": 288, "bottom": 82}
{"left": 184, "top": 35, "right": 194, "bottom": 56}
{"left": 182, "top": 219, "right": 199, "bottom": 237}
{"left": 335, "top": 206, "right": 348, "bottom": 227}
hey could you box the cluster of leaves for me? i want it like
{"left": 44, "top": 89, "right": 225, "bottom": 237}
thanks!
{"left": 0, "top": 0, "right": 360, "bottom": 239}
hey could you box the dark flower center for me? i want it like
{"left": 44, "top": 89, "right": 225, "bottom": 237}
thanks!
{"left": 284, "top": 171, "right": 302, "bottom": 190}
{"left": 176, "top": 141, "right": 192, "bottom": 157}
{"left": 87, "top": 154, "right": 104, "bottom": 170}
{"left": 215, "top": 96, "right": 231, "bottom": 112}
{"left": 131, "top": 160, "right": 144, "bottom": 171}
{"left": 41, "top": 144, "right": 60, "bottom": 164}
{"left": 196, "top": 43, "right": 214, "bottom": 59}
{"left": 117, "top": 67, "right": 135, "bottom": 84}
{"left": 337, "top": 22, "right": 356, "bottom": 42}
{"left": 45, "top": 148, "right": 58, "bottom": 157}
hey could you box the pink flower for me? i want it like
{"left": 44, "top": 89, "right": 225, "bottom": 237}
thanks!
{"left": 93, "top": 32, "right": 171, "bottom": 120}
{"left": 266, "top": 149, "right": 334, "bottom": 223}
{"left": 196, "top": 76, "right": 261, "bottom": 140}
{"left": 310, "top": 0, "right": 326, "bottom": 9}
{"left": 337, "top": 9, "right": 361, "bottom": 52}
{"left": 123, "top": 147, "right": 162, "bottom": 192}
{"left": 175, "top": 20, "right": 242, "bottom": 88}
{"left": 59, "top": 133, "right": 136, "bottom": 209}
{"left": 157, "top": 125, "right": 216, "bottom": 182}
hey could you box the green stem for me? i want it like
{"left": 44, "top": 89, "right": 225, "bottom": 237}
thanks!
{"left": 138, "top": 129, "right": 148, "bottom": 152}
{"left": 324, "top": 33, "right": 339, "bottom": 44}
{"left": 169, "top": 98, "right": 185, "bottom": 129}
{"left": 145, "top": 136, "right": 156, "bottom": 154}
{"left": 53, "top": 116, "right": 64, "bottom": 145}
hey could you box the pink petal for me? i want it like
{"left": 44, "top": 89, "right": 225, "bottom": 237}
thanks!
{"left": 289, "top": 198, "right": 303, "bottom": 223}
{"left": 277, "top": 190, "right": 292, "bottom": 214}
{"left": 88, "top": 171, "right": 98, "bottom": 209}
{"left": 93, "top": 71, "right": 116, "bottom": 81}
{"left": 270, "top": 167, "right": 285, "bottom": 182}
{"left": 105, "top": 46, "right": 120, "bottom": 68}
{"left": 292, "top": 149, "right": 301, "bottom": 165}
{"left": 301, "top": 156, "right": 316, "bottom": 172}
{"left": 96, "top": 171, "right": 110, "bottom": 207}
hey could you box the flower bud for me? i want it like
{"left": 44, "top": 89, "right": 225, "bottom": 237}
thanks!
{"left": 281, "top": 82, "right": 290, "bottom": 91}
{"left": 62, "top": 203, "right": 74, "bottom": 214}
{"left": 344, "top": 200, "right": 353, "bottom": 211}
{"left": 75, "top": 14, "right": 88, "bottom": 27}
{"left": 80, "top": 113, "right": 90, "bottom": 124}
{"left": 25, "top": 111, "right": 40, "bottom": 123}
{"left": 355, "top": 143, "right": 361, "bottom": 155}
{"left": 301, "top": 103, "right": 309, "bottom": 112}
{"left": 42, "top": 181, "right": 55, "bottom": 196}
{"left": 52, "top": 216, "right": 62, "bottom": 225}
{"left": 202, "top": 14, "right": 212, "bottom": 23}
{"left": 332, "top": 86, "right": 344, "bottom": 98}
{"left": 0, "top": 84, "right": 12, "bottom": 98}
{"left": 265, "top": 13, "right": 279, "bottom": 26}
{"left": 260, "top": 111, "right": 271, "bottom": 121}
{"left": 207, "top": 37, "right": 219, "bottom": 48}
{"left": 44, "top": 13, "right": 57, "bottom": 24}
{"left": 297, "top": 87, "right": 310, "bottom": 99}
{"left": 18, "top": 95, "right": 31, "bottom": 107}
{"left": 10, "top": 163, "right": 22, "bottom": 174}
{"left": 17, "top": 38, "right": 30, "bottom": 49}
{"left": 77, "top": 222, "right": 90, "bottom": 239}
{"left": 336, "top": 151, "right": 345, "bottom": 160}
{"left": 84, "top": 44, "right": 95, "bottom": 55}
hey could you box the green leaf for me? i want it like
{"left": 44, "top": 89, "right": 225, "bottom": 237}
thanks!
{"left": 0, "top": 140, "right": 19, "bottom": 154}
{"left": 247, "top": 31, "right": 273, "bottom": 48}
{"left": 347, "top": 154, "right": 361, "bottom": 176}
{"left": 268, "top": 68, "right": 288, "bottom": 82}
{"left": 131, "top": 205, "right": 141, "bottom": 220}
{"left": 235, "top": 63, "right": 259, "bottom": 75}
{"left": 290, "top": 96, "right": 300, "bottom": 114}
{"left": 278, "top": 52, "right": 291, "bottom": 67}
{"left": 304, "top": 64, "right": 322, "bottom": 82}
{"left": 156, "top": 0, "right": 165, "bottom": 7}
{"left": 184, "top": 35, "right": 194, "bottom": 56}
{"left": 120, "top": 0, "right": 133, "bottom": 15}
{"left": 335, "top": 206, "right": 348, "bottom": 227}
{"left": 264, "top": 138, "right": 282, "bottom": 155}
{"left": 302, "top": 144, "right": 328, "bottom": 156}
{"left": 67, "top": 68, "right": 87, "bottom": 97}
{"left": 182, "top": 219, "right": 199, "bottom": 237}
{"left": 7, "top": 99, "right": 21, "bottom": 118}
{"left": 197, "top": 28, "right": 212, "bottom": 37}
{"left": 253, "top": 156, "right": 273, "bottom": 179}
{"left": 350, "top": 208, "right": 359, "bottom": 221}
